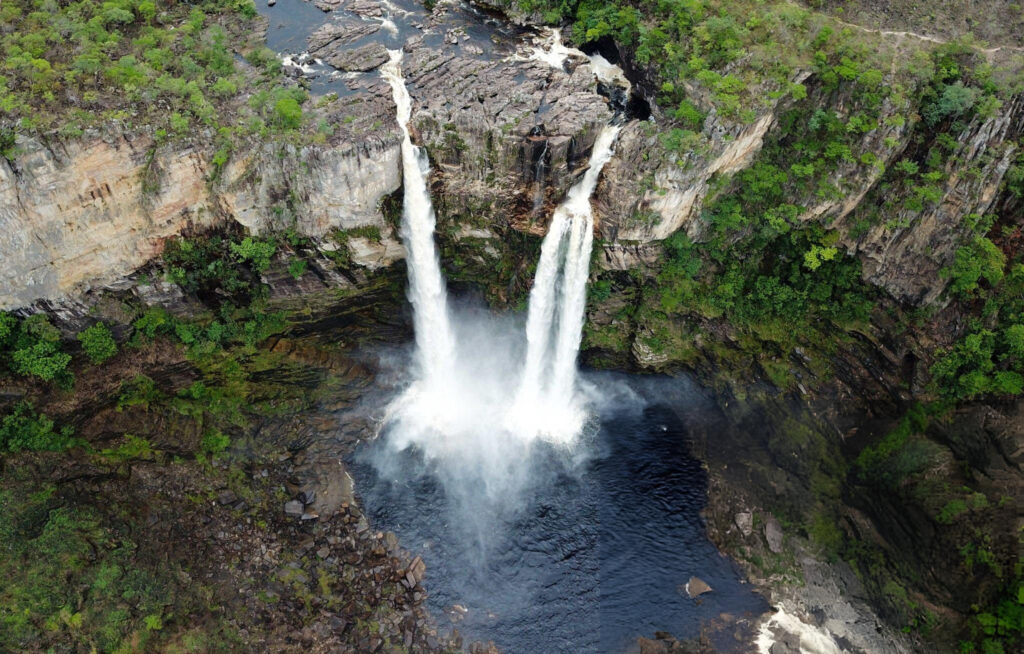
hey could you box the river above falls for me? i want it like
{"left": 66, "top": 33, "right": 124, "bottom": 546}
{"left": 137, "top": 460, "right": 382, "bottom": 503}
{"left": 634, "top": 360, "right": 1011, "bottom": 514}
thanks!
{"left": 348, "top": 371, "right": 770, "bottom": 653}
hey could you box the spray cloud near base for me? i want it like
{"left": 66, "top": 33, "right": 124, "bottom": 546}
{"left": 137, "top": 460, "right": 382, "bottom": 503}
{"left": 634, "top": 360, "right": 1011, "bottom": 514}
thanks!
{"left": 374, "top": 47, "right": 624, "bottom": 521}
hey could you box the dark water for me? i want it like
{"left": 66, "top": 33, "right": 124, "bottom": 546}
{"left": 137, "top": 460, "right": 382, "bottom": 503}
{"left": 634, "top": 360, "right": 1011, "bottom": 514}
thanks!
{"left": 257, "top": 0, "right": 524, "bottom": 97}
{"left": 349, "top": 374, "right": 768, "bottom": 653}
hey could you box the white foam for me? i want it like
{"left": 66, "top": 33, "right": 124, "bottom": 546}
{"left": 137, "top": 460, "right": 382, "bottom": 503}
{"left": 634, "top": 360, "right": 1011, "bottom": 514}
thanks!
{"left": 755, "top": 606, "right": 843, "bottom": 654}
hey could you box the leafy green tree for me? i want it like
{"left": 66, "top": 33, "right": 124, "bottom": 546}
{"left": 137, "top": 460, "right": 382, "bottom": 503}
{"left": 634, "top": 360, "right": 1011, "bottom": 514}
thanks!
{"left": 77, "top": 323, "right": 118, "bottom": 364}
{"left": 5, "top": 315, "right": 72, "bottom": 384}
{"left": 230, "top": 237, "right": 276, "bottom": 272}
{"left": 272, "top": 96, "right": 302, "bottom": 129}
{"left": 923, "top": 82, "right": 979, "bottom": 126}
{"left": 948, "top": 237, "right": 1006, "bottom": 296}
{"left": 0, "top": 402, "right": 74, "bottom": 452}
{"left": 1004, "top": 324, "right": 1024, "bottom": 359}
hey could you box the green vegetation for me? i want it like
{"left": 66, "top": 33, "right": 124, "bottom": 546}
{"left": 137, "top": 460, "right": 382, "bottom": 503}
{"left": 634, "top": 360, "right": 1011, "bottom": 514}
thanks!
{"left": 1, "top": 0, "right": 309, "bottom": 163}
{"left": 931, "top": 253, "right": 1024, "bottom": 401}
{"left": 0, "top": 313, "right": 73, "bottom": 387}
{"left": 0, "top": 402, "right": 74, "bottom": 453}
{"left": 77, "top": 322, "right": 118, "bottom": 364}
{"left": 0, "top": 476, "right": 242, "bottom": 653}
{"left": 231, "top": 236, "right": 277, "bottom": 273}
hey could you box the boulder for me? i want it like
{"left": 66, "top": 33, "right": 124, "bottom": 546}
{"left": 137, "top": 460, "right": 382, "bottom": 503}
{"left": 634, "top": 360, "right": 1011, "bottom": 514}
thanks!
{"left": 308, "top": 20, "right": 381, "bottom": 53}
{"left": 320, "top": 42, "right": 390, "bottom": 72}
{"left": 406, "top": 556, "right": 426, "bottom": 585}
{"left": 734, "top": 511, "right": 753, "bottom": 537}
{"left": 313, "top": 0, "right": 343, "bottom": 11}
{"left": 685, "top": 576, "right": 713, "bottom": 598}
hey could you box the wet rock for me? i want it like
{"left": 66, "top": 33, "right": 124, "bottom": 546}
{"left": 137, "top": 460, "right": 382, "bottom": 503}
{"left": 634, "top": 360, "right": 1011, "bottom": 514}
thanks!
{"left": 346, "top": 0, "right": 382, "bottom": 17}
{"left": 734, "top": 511, "right": 753, "bottom": 537}
{"left": 769, "top": 626, "right": 801, "bottom": 654}
{"left": 320, "top": 42, "right": 390, "bottom": 72}
{"left": 308, "top": 20, "right": 381, "bottom": 53}
{"left": 404, "top": 555, "right": 426, "bottom": 587}
{"left": 284, "top": 500, "right": 304, "bottom": 517}
{"left": 685, "top": 576, "right": 713, "bottom": 598}
{"left": 267, "top": 0, "right": 275, "bottom": 6}
{"left": 765, "top": 516, "right": 784, "bottom": 553}
{"left": 313, "top": 0, "right": 343, "bottom": 11}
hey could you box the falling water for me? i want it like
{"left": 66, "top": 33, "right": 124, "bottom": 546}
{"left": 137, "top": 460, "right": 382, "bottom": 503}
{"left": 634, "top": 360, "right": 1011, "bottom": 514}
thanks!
{"left": 380, "top": 49, "right": 455, "bottom": 384}
{"left": 381, "top": 38, "right": 623, "bottom": 453}
{"left": 510, "top": 125, "right": 621, "bottom": 440}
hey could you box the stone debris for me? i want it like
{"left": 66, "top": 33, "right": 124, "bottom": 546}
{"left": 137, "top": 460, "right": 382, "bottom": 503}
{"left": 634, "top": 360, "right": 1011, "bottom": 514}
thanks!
{"left": 283, "top": 500, "right": 304, "bottom": 517}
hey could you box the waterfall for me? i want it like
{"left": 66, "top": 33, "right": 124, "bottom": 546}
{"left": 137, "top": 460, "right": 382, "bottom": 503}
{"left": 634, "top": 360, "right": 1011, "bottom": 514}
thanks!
{"left": 380, "top": 50, "right": 455, "bottom": 384}
{"left": 380, "top": 40, "right": 623, "bottom": 447}
{"left": 510, "top": 125, "right": 621, "bottom": 440}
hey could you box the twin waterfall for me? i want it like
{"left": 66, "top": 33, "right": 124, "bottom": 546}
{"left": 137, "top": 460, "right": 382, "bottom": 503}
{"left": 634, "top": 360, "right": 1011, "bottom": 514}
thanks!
{"left": 381, "top": 48, "right": 620, "bottom": 445}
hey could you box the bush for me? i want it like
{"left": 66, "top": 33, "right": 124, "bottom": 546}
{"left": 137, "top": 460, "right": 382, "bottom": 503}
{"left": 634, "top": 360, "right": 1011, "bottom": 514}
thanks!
{"left": 0, "top": 402, "right": 74, "bottom": 452}
{"left": 4, "top": 314, "right": 72, "bottom": 384}
{"left": 273, "top": 96, "right": 302, "bottom": 129}
{"left": 948, "top": 237, "right": 1006, "bottom": 297}
{"left": 78, "top": 323, "right": 117, "bottom": 364}
{"left": 201, "top": 430, "right": 230, "bottom": 456}
{"left": 287, "top": 258, "right": 307, "bottom": 280}
{"left": 230, "top": 237, "right": 276, "bottom": 273}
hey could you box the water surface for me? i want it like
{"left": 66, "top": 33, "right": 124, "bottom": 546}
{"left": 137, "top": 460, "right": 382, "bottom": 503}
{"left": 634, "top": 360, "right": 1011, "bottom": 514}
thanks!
{"left": 350, "top": 373, "right": 768, "bottom": 653}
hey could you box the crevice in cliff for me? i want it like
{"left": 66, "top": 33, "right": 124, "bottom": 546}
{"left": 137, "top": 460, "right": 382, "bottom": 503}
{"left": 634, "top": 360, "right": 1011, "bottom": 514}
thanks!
{"left": 579, "top": 36, "right": 654, "bottom": 122}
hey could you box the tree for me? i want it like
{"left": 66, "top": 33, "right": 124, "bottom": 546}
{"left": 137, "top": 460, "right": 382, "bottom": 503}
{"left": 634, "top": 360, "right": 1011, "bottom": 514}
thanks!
{"left": 948, "top": 236, "right": 1006, "bottom": 296}
{"left": 0, "top": 402, "right": 73, "bottom": 452}
{"left": 273, "top": 97, "right": 302, "bottom": 129}
{"left": 78, "top": 323, "right": 117, "bottom": 364}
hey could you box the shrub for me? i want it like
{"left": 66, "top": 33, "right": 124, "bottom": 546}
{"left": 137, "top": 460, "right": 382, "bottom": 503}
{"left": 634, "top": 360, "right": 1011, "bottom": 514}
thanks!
{"left": 133, "top": 307, "right": 173, "bottom": 340}
{"left": 272, "top": 96, "right": 302, "bottom": 129}
{"left": 948, "top": 237, "right": 1006, "bottom": 296}
{"left": 287, "top": 258, "right": 307, "bottom": 280}
{"left": 8, "top": 315, "right": 72, "bottom": 384}
{"left": 937, "top": 499, "right": 969, "bottom": 524}
{"left": 201, "top": 430, "right": 230, "bottom": 456}
{"left": 230, "top": 237, "right": 276, "bottom": 273}
{"left": 0, "top": 402, "right": 74, "bottom": 452}
{"left": 78, "top": 323, "right": 117, "bottom": 364}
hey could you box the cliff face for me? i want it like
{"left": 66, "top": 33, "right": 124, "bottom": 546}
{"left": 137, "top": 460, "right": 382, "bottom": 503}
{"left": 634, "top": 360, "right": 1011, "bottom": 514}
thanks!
{"left": 6, "top": 36, "right": 1019, "bottom": 315}
{"left": 0, "top": 131, "right": 214, "bottom": 308}
{"left": 0, "top": 25, "right": 620, "bottom": 310}
{"left": 0, "top": 125, "right": 405, "bottom": 308}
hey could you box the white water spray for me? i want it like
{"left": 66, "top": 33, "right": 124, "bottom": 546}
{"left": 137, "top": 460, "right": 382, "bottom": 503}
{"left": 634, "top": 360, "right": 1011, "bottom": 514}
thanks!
{"left": 380, "top": 50, "right": 456, "bottom": 384}
{"left": 377, "top": 40, "right": 623, "bottom": 509}
{"left": 509, "top": 124, "right": 621, "bottom": 441}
